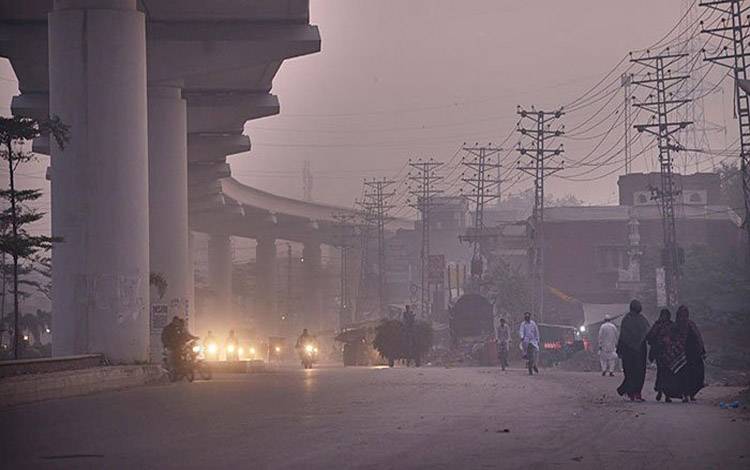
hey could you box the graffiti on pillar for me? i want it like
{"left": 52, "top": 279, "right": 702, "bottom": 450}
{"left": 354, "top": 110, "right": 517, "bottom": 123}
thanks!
{"left": 151, "top": 304, "right": 169, "bottom": 329}
{"left": 118, "top": 274, "right": 146, "bottom": 323}
{"left": 93, "top": 273, "right": 145, "bottom": 324}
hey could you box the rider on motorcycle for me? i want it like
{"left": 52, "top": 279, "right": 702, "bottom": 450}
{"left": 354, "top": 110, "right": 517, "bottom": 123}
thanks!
{"left": 295, "top": 329, "right": 314, "bottom": 349}
{"left": 225, "top": 329, "right": 239, "bottom": 361}
{"left": 295, "top": 329, "right": 318, "bottom": 368}
{"left": 161, "top": 316, "right": 197, "bottom": 371}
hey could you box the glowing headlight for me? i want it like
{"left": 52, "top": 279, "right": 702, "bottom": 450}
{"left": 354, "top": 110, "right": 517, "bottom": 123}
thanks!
{"left": 313, "top": 347, "right": 319, "bottom": 353}
{"left": 579, "top": 325, "right": 586, "bottom": 333}
{"left": 275, "top": 346, "right": 281, "bottom": 353}
{"left": 192, "top": 345, "right": 201, "bottom": 353}
{"left": 249, "top": 347, "right": 256, "bottom": 355}
{"left": 207, "top": 343, "right": 218, "bottom": 354}
{"left": 238, "top": 347, "right": 244, "bottom": 356}
{"left": 305, "top": 344, "right": 314, "bottom": 353}
{"left": 227, "top": 344, "right": 235, "bottom": 353}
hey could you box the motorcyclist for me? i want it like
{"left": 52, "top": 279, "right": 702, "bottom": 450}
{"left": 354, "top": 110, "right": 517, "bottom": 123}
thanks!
{"left": 161, "top": 316, "right": 197, "bottom": 371}
{"left": 295, "top": 329, "right": 318, "bottom": 368}
{"left": 225, "top": 329, "right": 239, "bottom": 361}
{"left": 295, "top": 328, "right": 313, "bottom": 350}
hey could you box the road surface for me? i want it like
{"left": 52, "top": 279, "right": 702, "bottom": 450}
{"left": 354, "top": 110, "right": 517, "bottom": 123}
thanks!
{"left": 1, "top": 365, "right": 747, "bottom": 469}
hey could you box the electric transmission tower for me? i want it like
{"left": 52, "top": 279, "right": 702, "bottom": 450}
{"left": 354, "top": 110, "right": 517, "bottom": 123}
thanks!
{"left": 354, "top": 203, "right": 374, "bottom": 322}
{"left": 516, "top": 107, "right": 565, "bottom": 321}
{"left": 630, "top": 49, "right": 693, "bottom": 307}
{"left": 676, "top": 0, "right": 724, "bottom": 173}
{"left": 302, "top": 160, "right": 313, "bottom": 202}
{"left": 460, "top": 145, "right": 504, "bottom": 283}
{"left": 332, "top": 213, "right": 357, "bottom": 329}
{"left": 358, "top": 178, "right": 396, "bottom": 316}
{"left": 700, "top": 0, "right": 750, "bottom": 263}
{"left": 408, "top": 159, "right": 444, "bottom": 318}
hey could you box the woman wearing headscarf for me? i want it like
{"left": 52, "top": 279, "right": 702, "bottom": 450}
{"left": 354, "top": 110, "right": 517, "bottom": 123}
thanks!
{"left": 670, "top": 305, "right": 706, "bottom": 402}
{"left": 616, "top": 299, "right": 651, "bottom": 401}
{"left": 646, "top": 308, "right": 677, "bottom": 402}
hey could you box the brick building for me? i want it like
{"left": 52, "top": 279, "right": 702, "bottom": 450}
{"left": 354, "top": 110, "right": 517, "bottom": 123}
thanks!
{"left": 538, "top": 173, "right": 742, "bottom": 325}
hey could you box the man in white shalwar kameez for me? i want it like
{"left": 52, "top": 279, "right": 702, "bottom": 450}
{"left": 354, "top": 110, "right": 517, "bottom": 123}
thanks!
{"left": 519, "top": 312, "right": 540, "bottom": 375}
{"left": 598, "top": 315, "right": 618, "bottom": 376}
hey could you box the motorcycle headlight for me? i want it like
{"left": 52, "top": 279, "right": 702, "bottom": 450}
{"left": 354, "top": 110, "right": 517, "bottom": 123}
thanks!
{"left": 238, "top": 347, "right": 244, "bottom": 356}
{"left": 305, "top": 344, "right": 314, "bottom": 353}
{"left": 313, "top": 347, "right": 319, "bottom": 353}
{"left": 207, "top": 343, "right": 218, "bottom": 354}
{"left": 275, "top": 346, "right": 281, "bottom": 353}
{"left": 227, "top": 344, "right": 235, "bottom": 353}
{"left": 249, "top": 347, "right": 256, "bottom": 355}
{"left": 192, "top": 345, "right": 201, "bottom": 353}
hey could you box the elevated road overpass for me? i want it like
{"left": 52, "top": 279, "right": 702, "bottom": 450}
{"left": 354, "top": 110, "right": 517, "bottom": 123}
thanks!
{"left": 0, "top": 0, "right": 393, "bottom": 362}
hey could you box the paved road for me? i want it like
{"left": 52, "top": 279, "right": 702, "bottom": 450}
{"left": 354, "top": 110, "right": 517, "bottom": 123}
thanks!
{"left": 1, "top": 365, "right": 747, "bottom": 469}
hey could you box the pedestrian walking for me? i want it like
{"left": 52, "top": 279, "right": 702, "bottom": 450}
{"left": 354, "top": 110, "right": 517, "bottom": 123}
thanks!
{"left": 616, "top": 300, "right": 650, "bottom": 401}
{"left": 670, "top": 305, "right": 706, "bottom": 402}
{"left": 403, "top": 305, "right": 416, "bottom": 366}
{"left": 496, "top": 318, "right": 511, "bottom": 371}
{"left": 598, "top": 315, "right": 618, "bottom": 376}
{"left": 519, "top": 312, "right": 540, "bottom": 375}
{"left": 646, "top": 308, "right": 679, "bottom": 402}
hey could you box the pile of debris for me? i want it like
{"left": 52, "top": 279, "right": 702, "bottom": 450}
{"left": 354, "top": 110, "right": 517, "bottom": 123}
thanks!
{"left": 554, "top": 349, "right": 601, "bottom": 372}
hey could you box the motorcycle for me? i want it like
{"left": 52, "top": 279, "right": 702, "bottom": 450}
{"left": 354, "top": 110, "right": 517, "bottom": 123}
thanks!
{"left": 164, "top": 339, "right": 213, "bottom": 382}
{"left": 299, "top": 343, "right": 319, "bottom": 369}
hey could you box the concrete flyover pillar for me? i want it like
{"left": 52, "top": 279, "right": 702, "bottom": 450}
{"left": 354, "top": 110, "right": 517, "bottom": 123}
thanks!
{"left": 302, "top": 240, "right": 322, "bottom": 330}
{"left": 255, "top": 236, "right": 277, "bottom": 331}
{"left": 148, "top": 85, "right": 190, "bottom": 362}
{"left": 49, "top": 0, "right": 149, "bottom": 363}
{"left": 207, "top": 233, "right": 233, "bottom": 328}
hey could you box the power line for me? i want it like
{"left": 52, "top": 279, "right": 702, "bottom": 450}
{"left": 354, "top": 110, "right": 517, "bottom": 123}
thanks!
{"left": 630, "top": 48, "right": 693, "bottom": 307}
{"left": 407, "top": 159, "right": 444, "bottom": 318}
{"left": 460, "top": 145, "right": 504, "bottom": 284}
{"left": 699, "top": 0, "right": 750, "bottom": 264}
{"left": 516, "top": 106, "right": 565, "bottom": 321}
{"left": 332, "top": 212, "right": 358, "bottom": 329}
{"left": 358, "top": 178, "right": 396, "bottom": 316}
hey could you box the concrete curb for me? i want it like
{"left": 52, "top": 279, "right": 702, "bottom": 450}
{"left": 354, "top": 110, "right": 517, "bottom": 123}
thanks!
{"left": 0, "top": 365, "right": 167, "bottom": 408}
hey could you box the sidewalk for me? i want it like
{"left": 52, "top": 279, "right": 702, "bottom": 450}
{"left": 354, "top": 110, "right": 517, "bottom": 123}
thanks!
{"left": 0, "top": 364, "right": 165, "bottom": 408}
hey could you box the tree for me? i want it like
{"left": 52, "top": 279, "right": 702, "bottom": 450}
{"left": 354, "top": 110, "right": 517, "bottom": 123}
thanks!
{"left": 502, "top": 188, "right": 585, "bottom": 211}
{"left": 679, "top": 245, "right": 750, "bottom": 317}
{"left": 549, "top": 193, "right": 585, "bottom": 207}
{"left": 484, "top": 259, "right": 532, "bottom": 324}
{"left": 0, "top": 116, "right": 69, "bottom": 359}
{"left": 717, "top": 162, "right": 744, "bottom": 215}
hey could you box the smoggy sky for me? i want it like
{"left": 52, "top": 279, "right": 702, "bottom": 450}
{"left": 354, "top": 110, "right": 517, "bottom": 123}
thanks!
{"left": 1, "top": 0, "right": 738, "bottom": 225}
{"left": 236, "top": 0, "right": 735, "bottom": 209}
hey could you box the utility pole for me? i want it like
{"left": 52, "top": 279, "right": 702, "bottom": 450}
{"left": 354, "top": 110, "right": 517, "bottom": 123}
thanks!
{"left": 332, "top": 213, "right": 357, "bottom": 329}
{"left": 358, "top": 178, "right": 396, "bottom": 316}
{"left": 302, "top": 160, "right": 313, "bottom": 202}
{"left": 622, "top": 73, "right": 633, "bottom": 174}
{"left": 630, "top": 49, "right": 692, "bottom": 307}
{"left": 285, "top": 243, "right": 293, "bottom": 330}
{"left": 516, "top": 107, "right": 565, "bottom": 321}
{"left": 678, "top": 0, "right": 724, "bottom": 173}
{"left": 700, "top": 0, "right": 750, "bottom": 264}
{"left": 408, "top": 159, "right": 444, "bottom": 318}
{"left": 460, "top": 145, "right": 504, "bottom": 284}
{"left": 354, "top": 204, "right": 373, "bottom": 322}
